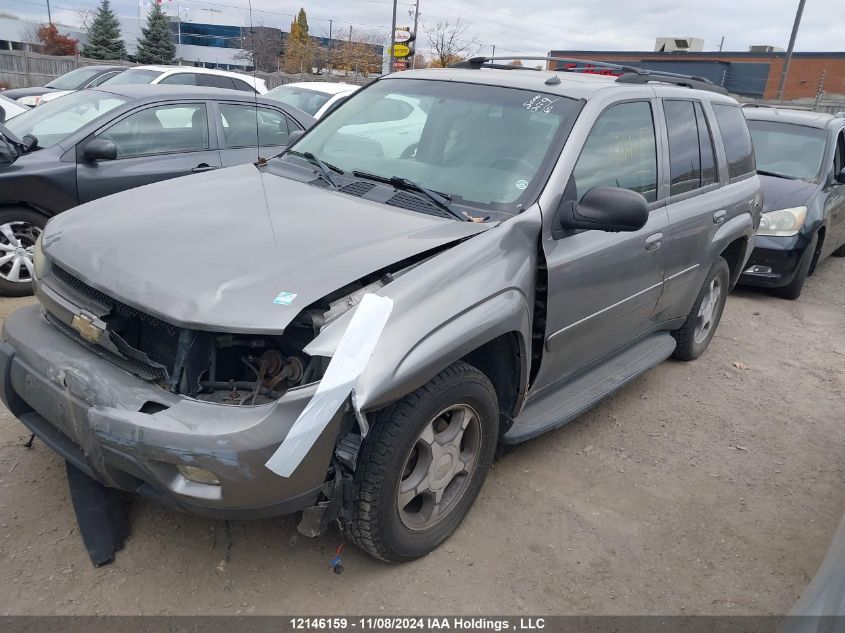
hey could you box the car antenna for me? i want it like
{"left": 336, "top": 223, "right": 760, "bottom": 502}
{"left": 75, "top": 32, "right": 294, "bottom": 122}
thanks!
{"left": 247, "top": 0, "right": 262, "bottom": 164}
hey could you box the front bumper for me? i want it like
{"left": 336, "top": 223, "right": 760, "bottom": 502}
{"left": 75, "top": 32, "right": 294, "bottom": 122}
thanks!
{"left": 738, "top": 234, "right": 810, "bottom": 289}
{"left": 0, "top": 305, "right": 341, "bottom": 519}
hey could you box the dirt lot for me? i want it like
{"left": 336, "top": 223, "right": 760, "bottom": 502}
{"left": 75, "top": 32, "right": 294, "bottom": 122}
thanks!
{"left": 0, "top": 259, "right": 843, "bottom": 616}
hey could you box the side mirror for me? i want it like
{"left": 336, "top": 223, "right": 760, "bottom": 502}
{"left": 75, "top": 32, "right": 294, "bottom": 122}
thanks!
{"left": 553, "top": 186, "right": 649, "bottom": 237}
{"left": 286, "top": 129, "right": 304, "bottom": 146}
{"left": 836, "top": 167, "right": 845, "bottom": 185}
{"left": 21, "top": 134, "right": 37, "bottom": 152}
{"left": 0, "top": 106, "right": 6, "bottom": 124}
{"left": 82, "top": 138, "right": 117, "bottom": 162}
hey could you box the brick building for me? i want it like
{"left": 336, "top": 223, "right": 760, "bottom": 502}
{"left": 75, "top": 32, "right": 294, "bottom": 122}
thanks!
{"left": 547, "top": 50, "right": 845, "bottom": 100}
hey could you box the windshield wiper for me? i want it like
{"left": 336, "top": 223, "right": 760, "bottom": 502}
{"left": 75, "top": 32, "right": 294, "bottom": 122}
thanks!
{"left": 757, "top": 169, "right": 798, "bottom": 180}
{"left": 285, "top": 149, "right": 343, "bottom": 188}
{"left": 352, "top": 170, "right": 469, "bottom": 222}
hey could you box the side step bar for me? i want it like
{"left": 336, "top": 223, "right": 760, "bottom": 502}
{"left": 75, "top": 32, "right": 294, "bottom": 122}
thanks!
{"left": 503, "top": 333, "right": 676, "bottom": 444}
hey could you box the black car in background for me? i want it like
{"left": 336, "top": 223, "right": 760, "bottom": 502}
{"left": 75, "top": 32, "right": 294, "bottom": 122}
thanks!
{"left": 1, "top": 66, "right": 126, "bottom": 106}
{"left": 0, "top": 85, "right": 314, "bottom": 296}
{"left": 740, "top": 107, "right": 845, "bottom": 299}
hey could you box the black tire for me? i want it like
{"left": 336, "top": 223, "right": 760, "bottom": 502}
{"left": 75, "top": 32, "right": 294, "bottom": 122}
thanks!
{"left": 831, "top": 243, "right": 845, "bottom": 257}
{"left": 672, "top": 257, "right": 730, "bottom": 361}
{"left": 773, "top": 232, "right": 817, "bottom": 301}
{"left": 349, "top": 361, "right": 499, "bottom": 563}
{"left": 0, "top": 207, "right": 47, "bottom": 297}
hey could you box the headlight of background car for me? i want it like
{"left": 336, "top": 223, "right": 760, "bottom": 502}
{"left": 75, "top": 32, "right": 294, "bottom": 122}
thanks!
{"left": 17, "top": 95, "right": 40, "bottom": 107}
{"left": 757, "top": 206, "right": 807, "bottom": 237}
{"left": 33, "top": 234, "right": 51, "bottom": 279}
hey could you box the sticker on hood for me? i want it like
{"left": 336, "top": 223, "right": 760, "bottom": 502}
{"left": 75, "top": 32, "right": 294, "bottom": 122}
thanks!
{"left": 273, "top": 291, "right": 298, "bottom": 305}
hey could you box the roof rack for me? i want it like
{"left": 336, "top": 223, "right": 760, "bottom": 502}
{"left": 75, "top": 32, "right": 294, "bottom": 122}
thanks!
{"left": 448, "top": 56, "right": 729, "bottom": 95}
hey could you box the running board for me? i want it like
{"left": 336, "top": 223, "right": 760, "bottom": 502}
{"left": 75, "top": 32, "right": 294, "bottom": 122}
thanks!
{"left": 503, "top": 333, "right": 676, "bottom": 444}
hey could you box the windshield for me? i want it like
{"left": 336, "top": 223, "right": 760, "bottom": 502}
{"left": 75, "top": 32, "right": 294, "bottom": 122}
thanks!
{"left": 45, "top": 67, "right": 108, "bottom": 90}
{"left": 266, "top": 86, "right": 333, "bottom": 116}
{"left": 747, "top": 120, "right": 828, "bottom": 182}
{"left": 5, "top": 89, "right": 127, "bottom": 148}
{"left": 101, "top": 69, "right": 162, "bottom": 86}
{"left": 289, "top": 78, "right": 579, "bottom": 210}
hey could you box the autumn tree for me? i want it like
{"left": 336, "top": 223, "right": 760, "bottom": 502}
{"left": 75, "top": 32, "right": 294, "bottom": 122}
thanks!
{"left": 338, "top": 29, "right": 385, "bottom": 76}
{"left": 37, "top": 24, "right": 78, "bottom": 56}
{"left": 283, "top": 7, "right": 313, "bottom": 74}
{"left": 424, "top": 18, "right": 479, "bottom": 68}
{"left": 135, "top": 3, "right": 175, "bottom": 65}
{"left": 81, "top": 0, "right": 126, "bottom": 60}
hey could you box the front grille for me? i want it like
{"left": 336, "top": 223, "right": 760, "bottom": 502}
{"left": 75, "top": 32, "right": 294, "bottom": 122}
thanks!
{"left": 49, "top": 266, "right": 182, "bottom": 379}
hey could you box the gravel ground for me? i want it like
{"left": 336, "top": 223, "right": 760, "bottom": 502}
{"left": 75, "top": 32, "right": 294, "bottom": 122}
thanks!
{"left": 0, "top": 258, "right": 843, "bottom": 616}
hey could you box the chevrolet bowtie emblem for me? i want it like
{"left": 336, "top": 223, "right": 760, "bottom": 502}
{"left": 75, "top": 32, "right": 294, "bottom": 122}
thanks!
{"left": 71, "top": 313, "right": 104, "bottom": 343}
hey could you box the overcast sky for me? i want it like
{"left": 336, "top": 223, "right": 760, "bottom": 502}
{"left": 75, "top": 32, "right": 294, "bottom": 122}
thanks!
{"left": 8, "top": 0, "right": 841, "bottom": 56}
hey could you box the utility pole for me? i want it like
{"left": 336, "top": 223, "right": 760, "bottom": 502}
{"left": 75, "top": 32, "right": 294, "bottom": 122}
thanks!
{"left": 718, "top": 36, "right": 724, "bottom": 52}
{"left": 389, "top": 0, "right": 398, "bottom": 73}
{"left": 776, "top": 0, "right": 806, "bottom": 100}
{"left": 491, "top": 44, "right": 495, "bottom": 59}
{"left": 46, "top": 0, "right": 52, "bottom": 25}
{"left": 411, "top": 0, "right": 420, "bottom": 69}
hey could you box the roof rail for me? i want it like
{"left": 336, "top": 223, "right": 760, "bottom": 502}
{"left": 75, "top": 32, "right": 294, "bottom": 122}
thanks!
{"left": 448, "top": 56, "right": 729, "bottom": 95}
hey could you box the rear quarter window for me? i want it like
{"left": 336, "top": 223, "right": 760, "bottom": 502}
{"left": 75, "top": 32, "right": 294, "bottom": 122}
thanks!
{"left": 712, "top": 104, "right": 755, "bottom": 179}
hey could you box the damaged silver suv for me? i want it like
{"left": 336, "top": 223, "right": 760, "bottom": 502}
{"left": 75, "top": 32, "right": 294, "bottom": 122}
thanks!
{"left": 0, "top": 58, "right": 761, "bottom": 562}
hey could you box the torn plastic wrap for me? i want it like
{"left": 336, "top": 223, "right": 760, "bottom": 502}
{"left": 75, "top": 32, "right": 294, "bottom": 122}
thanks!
{"left": 265, "top": 293, "right": 393, "bottom": 478}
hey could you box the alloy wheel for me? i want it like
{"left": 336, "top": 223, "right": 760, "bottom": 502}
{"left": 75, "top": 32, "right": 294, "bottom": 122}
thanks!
{"left": 397, "top": 404, "right": 482, "bottom": 531}
{"left": 693, "top": 277, "right": 722, "bottom": 344}
{"left": 0, "top": 221, "right": 40, "bottom": 285}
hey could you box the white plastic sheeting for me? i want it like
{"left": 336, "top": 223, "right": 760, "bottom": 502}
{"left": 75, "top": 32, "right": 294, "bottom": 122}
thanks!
{"left": 265, "top": 294, "right": 393, "bottom": 478}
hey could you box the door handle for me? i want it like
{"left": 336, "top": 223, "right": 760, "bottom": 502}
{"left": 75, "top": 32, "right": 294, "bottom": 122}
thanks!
{"left": 645, "top": 232, "right": 664, "bottom": 251}
{"left": 713, "top": 209, "right": 727, "bottom": 224}
{"left": 192, "top": 163, "right": 217, "bottom": 173}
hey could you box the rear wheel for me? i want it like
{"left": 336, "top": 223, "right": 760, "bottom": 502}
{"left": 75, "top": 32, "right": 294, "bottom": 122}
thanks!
{"left": 0, "top": 207, "right": 46, "bottom": 297}
{"left": 672, "top": 257, "right": 730, "bottom": 361}
{"left": 349, "top": 361, "right": 499, "bottom": 562}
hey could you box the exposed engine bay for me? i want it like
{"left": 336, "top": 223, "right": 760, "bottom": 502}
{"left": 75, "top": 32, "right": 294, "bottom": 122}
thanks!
{"left": 45, "top": 254, "right": 433, "bottom": 407}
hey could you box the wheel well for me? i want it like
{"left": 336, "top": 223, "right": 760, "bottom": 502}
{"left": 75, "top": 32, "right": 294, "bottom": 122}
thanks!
{"left": 460, "top": 333, "right": 523, "bottom": 425}
{"left": 0, "top": 202, "right": 50, "bottom": 218}
{"left": 809, "top": 226, "right": 825, "bottom": 275}
{"left": 720, "top": 237, "right": 748, "bottom": 288}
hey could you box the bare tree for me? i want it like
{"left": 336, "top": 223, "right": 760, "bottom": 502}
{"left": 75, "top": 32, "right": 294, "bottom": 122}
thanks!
{"left": 424, "top": 18, "right": 480, "bottom": 68}
{"left": 77, "top": 6, "right": 96, "bottom": 31}
{"left": 236, "top": 25, "right": 284, "bottom": 73}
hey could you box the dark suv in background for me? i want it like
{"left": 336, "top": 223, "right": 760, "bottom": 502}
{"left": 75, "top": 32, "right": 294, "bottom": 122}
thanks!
{"left": 740, "top": 107, "right": 845, "bottom": 299}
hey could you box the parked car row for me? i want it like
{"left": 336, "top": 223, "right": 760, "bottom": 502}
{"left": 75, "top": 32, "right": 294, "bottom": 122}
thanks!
{"left": 0, "top": 59, "right": 842, "bottom": 564}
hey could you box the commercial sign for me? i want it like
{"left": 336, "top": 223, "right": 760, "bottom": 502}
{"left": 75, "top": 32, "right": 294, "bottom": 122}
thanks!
{"left": 391, "top": 43, "right": 413, "bottom": 58}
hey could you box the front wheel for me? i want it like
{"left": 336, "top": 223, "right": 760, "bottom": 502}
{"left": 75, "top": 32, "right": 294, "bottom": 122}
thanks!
{"left": 0, "top": 207, "right": 47, "bottom": 297}
{"left": 672, "top": 257, "right": 730, "bottom": 361}
{"left": 773, "top": 232, "right": 817, "bottom": 301}
{"left": 349, "top": 361, "right": 499, "bottom": 562}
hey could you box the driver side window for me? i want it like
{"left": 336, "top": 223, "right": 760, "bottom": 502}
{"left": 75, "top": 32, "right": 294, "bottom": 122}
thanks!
{"left": 572, "top": 101, "right": 658, "bottom": 202}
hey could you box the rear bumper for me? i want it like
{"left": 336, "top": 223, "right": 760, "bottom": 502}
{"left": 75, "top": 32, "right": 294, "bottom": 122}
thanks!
{"left": 739, "top": 234, "right": 809, "bottom": 289}
{"left": 0, "top": 305, "right": 340, "bottom": 519}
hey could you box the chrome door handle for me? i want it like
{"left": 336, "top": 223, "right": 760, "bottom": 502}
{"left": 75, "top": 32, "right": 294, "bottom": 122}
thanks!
{"left": 645, "top": 232, "right": 664, "bottom": 251}
{"left": 713, "top": 210, "right": 727, "bottom": 224}
{"left": 192, "top": 163, "right": 217, "bottom": 173}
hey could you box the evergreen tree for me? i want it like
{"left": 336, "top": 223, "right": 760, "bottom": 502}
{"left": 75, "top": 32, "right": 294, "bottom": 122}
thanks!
{"left": 135, "top": 3, "right": 175, "bottom": 65}
{"left": 283, "top": 7, "right": 312, "bottom": 74}
{"left": 81, "top": 0, "right": 126, "bottom": 60}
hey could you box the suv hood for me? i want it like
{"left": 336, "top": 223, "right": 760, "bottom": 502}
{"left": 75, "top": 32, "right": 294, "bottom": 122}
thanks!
{"left": 759, "top": 174, "right": 817, "bottom": 213}
{"left": 42, "top": 164, "right": 489, "bottom": 334}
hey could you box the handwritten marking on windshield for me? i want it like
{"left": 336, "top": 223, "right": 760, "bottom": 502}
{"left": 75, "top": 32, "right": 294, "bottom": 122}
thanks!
{"left": 523, "top": 95, "right": 559, "bottom": 115}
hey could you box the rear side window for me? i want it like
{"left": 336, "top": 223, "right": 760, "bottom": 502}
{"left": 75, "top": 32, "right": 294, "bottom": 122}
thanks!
{"left": 664, "top": 100, "right": 701, "bottom": 195}
{"left": 695, "top": 102, "right": 717, "bottom": 186}
{"left": 219, "top": 104, "right": 292, "bottom": 148}
{"left": 160, "top": 73, "right": 198, "bottom": 86}
{"left": 572, "top": 101, "right": 658, "bottom": 202}
{"left": 198, "top": 74, "right": 235, "bottom": 89}
{"left": 233, "top": 79, "right": 256, "bottom": 92}
{"left": 712, "top": 104, "right": 755, "bottom": 179}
